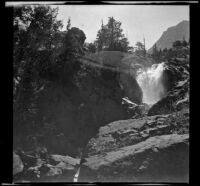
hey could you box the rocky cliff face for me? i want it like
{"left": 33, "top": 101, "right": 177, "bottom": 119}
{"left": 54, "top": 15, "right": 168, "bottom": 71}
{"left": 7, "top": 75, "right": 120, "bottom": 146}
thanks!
{"left": 85, "top": 51, "right": 145, "bottom": 104}
{"left": 13, "top": 64, "right": 128, "bottom": 182}
{"left": 13, "top": 52, "right": 136, "bottom": 167}
{"left": 14, "top": 66, "right": 128, "bottom": 156}
{"left": 148, "top": 20, "right": 189, "bottom": 53}
{"left": 148, "top": 58, "right": 189, "bottom": 116}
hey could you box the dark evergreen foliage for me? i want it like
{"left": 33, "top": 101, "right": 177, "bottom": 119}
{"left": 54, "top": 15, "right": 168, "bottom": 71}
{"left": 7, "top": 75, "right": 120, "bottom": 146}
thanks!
{"left": 151, "top": 40, "right": 190, "bottom": 63}
{"left": 95, "top": 17, "right": 133, "bottom": 52}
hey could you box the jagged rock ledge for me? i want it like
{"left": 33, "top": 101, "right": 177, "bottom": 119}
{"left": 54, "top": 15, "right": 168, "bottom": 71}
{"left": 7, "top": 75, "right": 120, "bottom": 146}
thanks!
{"left": 80, "top": 133, "right": 189, "bottom": 182}
{"left": 79, "top": 108, "right": 189, "bottom": 182}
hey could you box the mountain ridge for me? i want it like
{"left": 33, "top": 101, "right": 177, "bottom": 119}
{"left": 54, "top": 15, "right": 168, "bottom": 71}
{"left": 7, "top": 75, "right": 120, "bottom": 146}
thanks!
{"left": 148, "top": 20, "right": 189, "bottom": 53}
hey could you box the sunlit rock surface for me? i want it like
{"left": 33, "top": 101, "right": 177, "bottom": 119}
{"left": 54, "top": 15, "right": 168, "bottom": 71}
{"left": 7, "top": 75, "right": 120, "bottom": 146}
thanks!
{"left": 13, "top": 153, "right": 80, "bottom": 182}
{"left": 13, "top": 152, "right": 24, "bottom": 176}
{"left": 80, "top": 108, "right": 189, "bottom": 182}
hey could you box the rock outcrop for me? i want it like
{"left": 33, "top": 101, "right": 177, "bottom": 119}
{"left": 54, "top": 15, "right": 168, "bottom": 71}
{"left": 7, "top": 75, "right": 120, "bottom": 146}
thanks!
{"left": 13, "top": 152, "right": 80, "bottom": 182}
{"left": 85, "top": 108, "right": 189, "bottom": 156}
{"left": 81, "top": 134, "right": 188, "bottom": 182}
{"left": 13, "top": 51, "right": 128, "bottom": 157}
{"left": 148, "top": 58, "right": 189, "bottom": 116}
{"left": 13, "top": 152, "right": 24, "bottom": 176}
{"left": 119, "top": 73, "right": 143, "bottom": 104}
{"left": 85, "top": 51, "right": 145, "bottom": 104}
{"left": 122, "top": 97, "right": 149, "bottom": 118}
{"left": 79, "top": 108, "right": 189, "bottom": 182}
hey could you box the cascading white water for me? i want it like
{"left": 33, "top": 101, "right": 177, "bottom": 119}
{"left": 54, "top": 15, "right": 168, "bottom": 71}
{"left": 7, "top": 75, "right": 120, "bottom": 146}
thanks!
{"left": 136, "top": 62, "right": 166, "bottom": 105}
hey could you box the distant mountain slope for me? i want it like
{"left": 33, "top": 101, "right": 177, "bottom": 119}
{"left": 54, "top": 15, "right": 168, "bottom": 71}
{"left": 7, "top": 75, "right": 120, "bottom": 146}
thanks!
{"left": 148, "top": 20, "right": 189, "bottom": 53}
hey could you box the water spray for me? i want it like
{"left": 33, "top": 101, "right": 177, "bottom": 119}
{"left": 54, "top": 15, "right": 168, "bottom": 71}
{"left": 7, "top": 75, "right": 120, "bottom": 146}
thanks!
{"left": 136, "top": 62, "right": 166, "bottom": 105}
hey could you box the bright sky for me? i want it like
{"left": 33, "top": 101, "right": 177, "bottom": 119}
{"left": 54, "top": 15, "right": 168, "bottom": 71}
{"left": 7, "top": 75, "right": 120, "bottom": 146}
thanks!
{"left": 52, "top": 5, "right": 189, "bottom": 50}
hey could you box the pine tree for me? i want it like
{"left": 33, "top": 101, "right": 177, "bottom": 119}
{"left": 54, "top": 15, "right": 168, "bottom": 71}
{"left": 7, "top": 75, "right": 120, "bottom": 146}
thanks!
{"left": 152, "top": 44, "right": 159, "bottom": 62}
{"left": 66, "top": 17, "right": 71, "bottom": 31}
{"left": 135, "top": 41, "right": 145, "bottom": 56}
{"left": 95, "top": 17, "right": 132, "bottom": 52}
{"left": 143, "top": 37, "right": 146, "bottom": 57}
{"left": 13, "top": 5, "right": 64, "bottom": 135}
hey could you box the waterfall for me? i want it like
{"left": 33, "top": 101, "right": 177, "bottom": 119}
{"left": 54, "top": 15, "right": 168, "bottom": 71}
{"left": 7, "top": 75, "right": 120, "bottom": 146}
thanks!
{"left": 136, "top": 62, "right": 166, "bottom": 105}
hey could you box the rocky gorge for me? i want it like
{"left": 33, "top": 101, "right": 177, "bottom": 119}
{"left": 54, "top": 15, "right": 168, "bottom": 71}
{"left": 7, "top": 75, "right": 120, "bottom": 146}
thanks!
{"left": 13, "top": 52, "right": 189, "bottom": 183}
{"left": 11, "top": 6, "right": 190, "bottom": 183}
